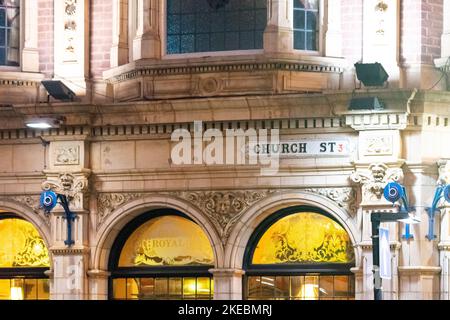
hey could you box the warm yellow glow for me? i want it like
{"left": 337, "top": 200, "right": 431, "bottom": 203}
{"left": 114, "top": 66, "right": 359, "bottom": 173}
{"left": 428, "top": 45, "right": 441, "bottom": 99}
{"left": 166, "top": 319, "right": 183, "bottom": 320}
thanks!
{"left": 0, "top": 218, "right": 50, "bottom": 268}
{"left": 119, "top": 216, "right": 214, "bottom": 267}
{"left": 252, "top": 212, "right": 354, "bottom": 264}
{"left": 300, "top": 284, "right": 319, "bottom": 300}
{"left": 10, "top": 287, "right": 24, "bottom": 300}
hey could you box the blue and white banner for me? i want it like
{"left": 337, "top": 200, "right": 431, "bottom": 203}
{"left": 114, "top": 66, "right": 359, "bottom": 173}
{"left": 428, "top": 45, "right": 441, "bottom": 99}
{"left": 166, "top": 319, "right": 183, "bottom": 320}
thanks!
{"left": 379, "top": 227, "right": 392, "bottom": 280}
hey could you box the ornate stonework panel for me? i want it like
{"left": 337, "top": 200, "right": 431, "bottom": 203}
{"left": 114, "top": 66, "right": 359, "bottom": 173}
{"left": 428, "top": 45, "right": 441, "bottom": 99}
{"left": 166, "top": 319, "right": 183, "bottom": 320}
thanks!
{"left": 0, "top": 195, "right": 50, "bottom": 226}
{"left": 363, "top": 135, "right": 393, "bottom": 156}
{"left": 96, "top": 193, "right": 143, "bottom": 229}
{"left": 54, "top": 145, "right": 80, "bottom": 166}
{"left": 351, "top": 162, "right": 403, "bottom": 203}
{"left": 174, "top": 190, "right": 274, "bottom": 245}
{"left": 303, "top": 188, "right": 357, "bottom": 216}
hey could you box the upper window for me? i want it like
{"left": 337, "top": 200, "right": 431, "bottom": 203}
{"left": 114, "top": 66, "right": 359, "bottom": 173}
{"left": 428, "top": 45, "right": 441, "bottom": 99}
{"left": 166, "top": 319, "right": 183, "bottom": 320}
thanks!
{"left": 166, "top": 0, "right": 267, "bottom": 54}
{"left": 0, "top": 0, "right": 20, "bottom": 66}
{"left": 293, "top": 0, "right": 319, "bottom": 51}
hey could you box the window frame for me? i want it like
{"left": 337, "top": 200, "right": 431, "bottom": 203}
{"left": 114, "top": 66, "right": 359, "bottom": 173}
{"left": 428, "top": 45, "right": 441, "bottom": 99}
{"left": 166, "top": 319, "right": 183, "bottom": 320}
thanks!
{"left": 108, "top": 209, "right": 215, "bottom": 300}
{"left": 161, "top": 0, "right": 266, "bottom": 59}
{"left": 243, "top": 205, "right": 355, "bottom": 300}
{"left": 292, "top": 0, "right": 325, "bottom": 56}
{"left": 0, "top": 0, "right": 23, "bottom": 71}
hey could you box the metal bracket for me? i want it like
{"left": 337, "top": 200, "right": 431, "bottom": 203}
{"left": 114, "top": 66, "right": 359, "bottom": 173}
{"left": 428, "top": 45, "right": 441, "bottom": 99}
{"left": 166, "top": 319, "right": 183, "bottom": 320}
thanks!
{"left": 57, "top": 194, "right": 77, "bottom": 247}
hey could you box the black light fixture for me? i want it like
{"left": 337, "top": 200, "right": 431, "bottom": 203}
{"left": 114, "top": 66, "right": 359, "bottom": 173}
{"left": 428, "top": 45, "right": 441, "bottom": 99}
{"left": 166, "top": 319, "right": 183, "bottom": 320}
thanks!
{"left": 348, "top": 96, "right": 385, "bottom": 111}
{"left": 41, "top": 80, "right": 76, "bottom": 102}
{"left": 354, "top": 62, "right": 389, "bottom": 87}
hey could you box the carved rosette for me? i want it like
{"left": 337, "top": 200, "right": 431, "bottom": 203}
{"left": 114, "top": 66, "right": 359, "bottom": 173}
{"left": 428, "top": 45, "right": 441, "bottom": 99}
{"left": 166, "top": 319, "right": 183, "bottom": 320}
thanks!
{"left": 175, "top": 190, "right": 274, "bottom": 245}
{"left": 96, "top": 193, "right": 143, "bottom": 229}
{"left": 303, "top": 188, "right": 357, "bottom": 216}
{"left": 350, "top": 163, "right": 403, "bottom": 204}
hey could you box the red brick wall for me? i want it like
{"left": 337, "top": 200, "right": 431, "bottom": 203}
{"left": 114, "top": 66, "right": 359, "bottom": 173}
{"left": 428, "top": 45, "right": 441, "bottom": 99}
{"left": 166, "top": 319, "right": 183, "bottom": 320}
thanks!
{"left": 38, "top": 0, "right": 54, "bottom": 77}
{"left": 90, "top": 0, "right": 113, "bottom": 79}
{"left": 401, "top": 0, "right": 443, "bottom": 65}
{"left": 341, "top": 0, "right": 364, "bottom": 65}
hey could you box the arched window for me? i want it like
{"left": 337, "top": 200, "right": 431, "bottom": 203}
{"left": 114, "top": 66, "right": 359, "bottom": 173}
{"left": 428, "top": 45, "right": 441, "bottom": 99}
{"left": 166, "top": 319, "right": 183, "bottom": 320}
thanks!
{"left": 0, "top": 214, "right": 50, "bottom": 300}
{"left": 293, "top": 0, "right": 319, "bottom": 51}
{"left": 0, "top": 0, "right": 20, "bottom": 66}
{"left": 166, "top": 0, "right": 267, "bottom": 54}
{"left": 109, "top": 209, "right": 215, "bottom": 300}
{"left": 244, "top": 206, "right": 355, "bottom": 300}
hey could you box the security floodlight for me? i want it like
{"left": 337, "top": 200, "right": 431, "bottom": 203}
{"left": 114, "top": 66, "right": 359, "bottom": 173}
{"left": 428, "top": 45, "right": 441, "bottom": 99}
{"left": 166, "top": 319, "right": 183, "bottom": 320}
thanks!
{"left": 354, "top": 62, "right": 389, "bottom": 87}
{"left": 41, "top": 80, "right": 76, "bottom": 102}
{"left": 348, "top": 97, "right": 385, "bottom": 111}
{"left": 398, "top": 212, "right": 421, "bottom": 225}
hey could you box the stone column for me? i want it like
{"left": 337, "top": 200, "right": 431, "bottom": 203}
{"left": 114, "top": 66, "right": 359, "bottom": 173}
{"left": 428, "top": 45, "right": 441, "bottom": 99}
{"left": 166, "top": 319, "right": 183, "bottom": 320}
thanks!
{"left": 133, "top": 0, "right": 161, "bottom": 60}
{"left": 22, "top": 0, "right": 40, "bottom": 72}
{"left": 111, "top": 0, "right": 128, "bottom": 67}
{"left": 438, "top": 159, "right": 450, "bottom": 300}
{"left": 209, "top": 269, "right": 245, "bottom": 300}
{"left": 53, "top": 0, "right": 90, "bottom": 97}
{"left": 43, "top": 140, "right": 91, "bottom": 300}
{"left": 324, "top": 0, "right": 343, "bottom": 57}
{"left": 264, "top": 0, "right": 293, "bottom": 53}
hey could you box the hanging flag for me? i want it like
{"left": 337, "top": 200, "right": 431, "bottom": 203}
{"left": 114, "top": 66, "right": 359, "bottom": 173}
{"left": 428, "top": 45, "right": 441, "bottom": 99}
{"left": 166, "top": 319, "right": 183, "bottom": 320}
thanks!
{"left": 379, "top": 227, "right": 392, "bottom": 280}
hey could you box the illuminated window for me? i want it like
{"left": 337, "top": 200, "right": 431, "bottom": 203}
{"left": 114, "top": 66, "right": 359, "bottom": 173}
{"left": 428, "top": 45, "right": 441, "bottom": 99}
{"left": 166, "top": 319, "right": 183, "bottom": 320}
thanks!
{"left": 0, "top": 216, "right": 50, "bottom": 300}
{"left": 245, "top": 208, "right": 355, "bottom": 300}
{"left": 0, "top": 0, "right": 20, "bottom": 66}
{"left": 110, "top": 211, "right": 215, "bottom": 300}
{"left": 166, "top": 0, "right": 267, "bottom": 54}
{"left": 293, "top": 0, "right": 319, "bottom": 51}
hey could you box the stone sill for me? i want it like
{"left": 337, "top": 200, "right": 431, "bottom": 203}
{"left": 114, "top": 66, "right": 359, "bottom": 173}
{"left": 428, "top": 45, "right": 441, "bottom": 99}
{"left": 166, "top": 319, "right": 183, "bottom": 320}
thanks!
{"left": 103, "top": 52, "right": 347, "bottom": 82}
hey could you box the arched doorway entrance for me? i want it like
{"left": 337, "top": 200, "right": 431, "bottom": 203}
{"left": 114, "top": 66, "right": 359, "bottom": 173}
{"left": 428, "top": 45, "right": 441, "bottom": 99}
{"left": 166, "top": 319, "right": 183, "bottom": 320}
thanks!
{"left": 244, "top": 206, "right": 355, "bottom": 300}
{"left": 108, "top": 209, "right": 215, "bottom": 300}
{"left": 0, "top": 214, "right": 50, "bottom": 300}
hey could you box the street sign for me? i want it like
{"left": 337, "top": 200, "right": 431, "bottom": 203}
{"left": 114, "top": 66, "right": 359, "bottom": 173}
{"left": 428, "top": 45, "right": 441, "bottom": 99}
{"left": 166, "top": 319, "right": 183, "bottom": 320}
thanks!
{"left": 379, "top": 227, "right": 391, "bottom": 280}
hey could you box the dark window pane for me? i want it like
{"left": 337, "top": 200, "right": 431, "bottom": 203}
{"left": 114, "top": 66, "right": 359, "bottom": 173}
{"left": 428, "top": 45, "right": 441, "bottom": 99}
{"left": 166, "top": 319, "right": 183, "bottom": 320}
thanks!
{"left": 0, "top": 29, "right": 5, "bottom": 46}
{"left": 167, "top": 15, "right": 180, "bottom": 35}
{"left": 196, "top": 33, "right": 210, "bottom": 52}
{"left": 210, "top": 32, "right": 225, "bottom": 51}
{"left": 166, "top": 0, "right": 266, "bottom": 53}
{"left": 306, "top": 11, "right": 317, "bottom": 30}
{"left": 225, "top": 32, "right": 239, "bottom": 50}
{"left": 180, "top": 34, "right": 195, "bottom": 53}
{"left": 306, "top": 31, "right": 317, "bottom": 50}
{"left": 181, "top": 14, "right": 195, "bottom": 34}
{"left": 294, "top": 0, "right": 305, "bottom": 9}
{"left": 0, "top": 47, "right": 5, "bottom": 65}
{"left": 0, "top": 9, "right": 5, "bottom": 26}
{"left": 294, "top": 10, "right": 305, "bottom": 30}
{"left": 167, "top": 35, "right": 180, "bottom": 54}
{"left": 294, "top": 31, "right": 306, "bottom": 50}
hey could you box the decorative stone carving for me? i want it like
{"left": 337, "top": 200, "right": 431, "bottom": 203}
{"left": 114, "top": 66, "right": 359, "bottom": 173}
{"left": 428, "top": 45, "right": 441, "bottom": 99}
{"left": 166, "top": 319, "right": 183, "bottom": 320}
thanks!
{"left": 304, "top": 188, "right": 358, "bottom": 216}
{"left": 350, "top": 163, "right": 403, "bottom": 201}
{"left": 96, "top": 193, "right": 143, "bottom": 229}
{"left": 42, "top": 172, "right": 88, "bottom": 200}
{"left": 54, "top": 145, "right": 80, "bottom": 166}
{"left": 364, "top": 135, "right": 393, "bottom": 156}
{"left": 438, "top": 159, "right": 450, "bottom": 185}
{"left": 64, "top": 0, "right": 78, "bottom": 61}
{"left": 175, "top": 190, "right": 274, "bottom": 245}
{"left": 0, "top": 195, "right": 50, "bottom": 226}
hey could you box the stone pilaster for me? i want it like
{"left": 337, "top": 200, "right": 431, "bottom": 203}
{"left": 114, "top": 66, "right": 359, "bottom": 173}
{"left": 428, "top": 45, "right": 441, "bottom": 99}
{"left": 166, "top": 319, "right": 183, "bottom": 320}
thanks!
{"left": 438, "top": 159, "right": 450, "bottom": 300}
{"left": 111, "top": 0, "right": 129, "bottom": 67}
{"left": 87, "top": 270, "right": 111, "bottom": 300}
{"left": 209, "top": 269, "right": 245, "bottom": 300}
{"left": 263, "top": 0, "right": 293, "bottom": 53}
{"left": 324, "top": 0, "right": 343, "bottom": 57}
{"left": 22, "top": 0, "right": 40, "bottom": 72}
{"left": 54, "top": 0, "right": 90, "bottom": 97}
{"left": 133, "top": 0, "right": 161, "bottom": 60}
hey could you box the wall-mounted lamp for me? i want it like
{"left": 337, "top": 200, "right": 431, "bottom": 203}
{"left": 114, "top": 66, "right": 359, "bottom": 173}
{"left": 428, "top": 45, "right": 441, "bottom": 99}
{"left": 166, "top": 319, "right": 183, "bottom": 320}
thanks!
{"left": 24, "top": 116, "right": 65, "bottom": 129}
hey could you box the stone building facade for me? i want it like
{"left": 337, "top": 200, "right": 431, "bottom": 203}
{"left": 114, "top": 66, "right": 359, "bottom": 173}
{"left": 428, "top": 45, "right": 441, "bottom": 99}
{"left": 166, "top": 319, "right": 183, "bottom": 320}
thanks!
{"left": 0, "top": 0, "right": 449, "bottom": 300}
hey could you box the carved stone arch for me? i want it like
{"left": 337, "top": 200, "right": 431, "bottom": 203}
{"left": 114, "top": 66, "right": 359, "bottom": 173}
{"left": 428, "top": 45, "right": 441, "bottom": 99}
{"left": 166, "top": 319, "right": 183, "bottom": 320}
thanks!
{"left": 0, "top": 199, "right": 52, "bottom": 251}
{"left": 92, "top": 194, "right": 225, "bottom": 272}
{"left": 224, "top": 191, "right": 360, "bottom": 270}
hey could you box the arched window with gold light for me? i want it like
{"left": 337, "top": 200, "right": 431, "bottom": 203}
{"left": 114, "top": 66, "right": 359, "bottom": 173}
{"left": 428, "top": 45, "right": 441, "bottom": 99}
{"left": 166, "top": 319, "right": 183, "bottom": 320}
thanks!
{"left": 244, "top": 206, "right": 355, "bottom": 300}
{"left": 0, "top": 214, "right": 50, "bottom": 300}
{"left": 109, "top": 209, "right": 215, "bottom": 300}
